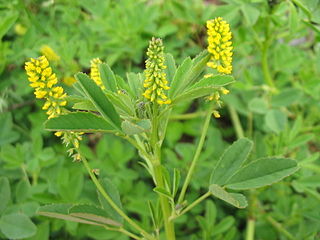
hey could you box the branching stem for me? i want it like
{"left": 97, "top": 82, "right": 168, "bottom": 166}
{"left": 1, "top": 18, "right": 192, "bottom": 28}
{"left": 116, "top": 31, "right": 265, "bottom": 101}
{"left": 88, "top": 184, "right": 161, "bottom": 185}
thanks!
{"left": 178, "top": 106, "right": 213, "bottom": 204}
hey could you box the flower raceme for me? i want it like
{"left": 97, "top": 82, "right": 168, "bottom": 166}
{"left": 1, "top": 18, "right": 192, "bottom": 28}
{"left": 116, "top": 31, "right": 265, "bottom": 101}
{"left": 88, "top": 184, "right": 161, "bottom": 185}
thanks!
{"left": 25, "top": 56, "right": 83, "bottom": 161}
{"left": 25, "top": 56, "right": 67, "bottom": 119}
{"left": 207, "top": 17, "right": 233, "bottom": 74}
{"left": 90, "top": 58, "right": 105, "bottom": 90}
{"left": 143, "top": 37, "right": 171, "bottom": 105}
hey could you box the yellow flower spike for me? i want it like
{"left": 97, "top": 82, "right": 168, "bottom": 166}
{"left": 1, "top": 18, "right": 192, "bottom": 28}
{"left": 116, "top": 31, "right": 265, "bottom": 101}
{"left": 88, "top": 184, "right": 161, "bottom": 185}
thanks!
{"left": 40, "top": 45, "right": 60, "bottom": 62}
{"left": 25, "top": 56, "right": 84, "bottom": 161}
{"left": 143, "top": 37, "right": 171, "bottom": 105}
{"left": 213, "top": 110, "right": 221, "bottom": 118}
{"left": 90, "top": 58, "right": 105, "bottom": 90}
{"left": 25, "top": 56, "right": 66, "bottom": 122}
{"left": 207, "top": 17, "right": 233, "bottom": 74}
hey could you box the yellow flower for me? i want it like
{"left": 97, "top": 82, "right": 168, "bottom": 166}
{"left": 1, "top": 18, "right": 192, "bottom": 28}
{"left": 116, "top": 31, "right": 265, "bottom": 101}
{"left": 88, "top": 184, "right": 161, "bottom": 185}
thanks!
{"left": 220, "top": 87, "right": 230, "bottom": 95}
{"left": 142, "top": 37, "right": 171, "bottom": 105}
{"left": 90, "top": 58, "right": 105, "bottom": 90}
{"left": 207, "top": 17, "right": 233, "bottom": 74}
{"left": 40, "top": 45, "right": 60, "bottom": 62}
{"left": 25, "top": 56, "right": 66, "bottom": 119}
{"left": 213, "top": 110, "right": 221, "bottom": 118}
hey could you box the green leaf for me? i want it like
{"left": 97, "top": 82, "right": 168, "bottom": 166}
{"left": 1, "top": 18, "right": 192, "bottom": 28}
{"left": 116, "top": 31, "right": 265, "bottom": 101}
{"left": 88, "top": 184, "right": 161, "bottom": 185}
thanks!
{"left": 173, "top": 75, "right": 235, "bottom": 103}
{"left": 225, "top": 157, "right": 299, "bottom": 190}
{"left": 289, "top": 2, "right": 299, "bottom": 34}
{"left": 212, "top": 216, "right": 235, "bottom": 236}
{"left": 210, "top": 138, "right": 253, "bottom": 186}
{"left": 121, "top": 119, "right": 151, "bottom": 135}
{"left": 45, "top": 112, "right": 116, "bottom": 132}
{"left": 209, "top": 184, "right": 247, "bottom": 208}
{"left": 98, "top": 178, "right": 123, "bottom": 223}
{"left": 169, "top": 51, "right": 210, "bottom": 99}
{"left": 72, "top": 100, "right": 97, "bottom": 111}
{"left": 0, "top": 213, "right": 36, "bottom": 239}
{"left": 0, "top": 112, "right": 19, "bottom": 146}
{"left": 153, "top": 187, "right": 172, "bottom": 200}
{"left": 37, "top": 204, "right": 104, "bottom": 226}
{"left": 241, "top": 4, "right": 260, "bottom": 26}
{"left": 99, "top": 63, "right": 117, "bottom": 92}
{"left": 105, "top": 91, "right": 136, "bottom": 117}
{"left": 271, "top": 88, "right": 303, "bottom": 107}
{"left": 69, "top": 204, "right": 122, "bottom": 227}
{"left": 164, "top": 53, "right": 176, "bottom": 83}
{"left": 182, "top": 51, "right": 210, "bottom": 88}
{"left": 265, "top": 109, "right": 288, "bottom": 134}
{"left": 248, "top": 98, "right": 268, "bottom": 114}
{"left": 75, "top": 73, "right": 121, "bottom": 129}
{"left": 169, "top": 57, "right": 192, "bottom": 98}
{"left": 127, "top": 72, "right": 143, "bottom": 98}
{"left": 0, "top": 11, "right": 18, "bottom": 39}
{"left": 0, "top": 177, "right": 10, "bottom": 214}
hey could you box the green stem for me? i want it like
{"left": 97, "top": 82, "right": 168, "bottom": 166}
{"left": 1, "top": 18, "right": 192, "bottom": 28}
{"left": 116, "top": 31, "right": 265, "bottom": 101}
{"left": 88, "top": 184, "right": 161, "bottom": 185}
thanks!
{"left": 228, "top": 106, "right": 245, "bottom": 139}
{"left": 150, "top": 103, "right": 176, "bottom": 240}
{"left": 266, "top": 216, "right": 296, "bottom": 240}
{"left": 245, "top": 218, "right": 255, "bottom": 240}
{"left": 174, "top": 191, "right": 211, "bottom": 220}
{"left": 154, "top": 163, "right": 176, "bottom": 240}
{"left": 178, "top": 107, "right": 212, "bottom": 204}
{"left": 81, "top": 156, "right": 154, "bottom": 240}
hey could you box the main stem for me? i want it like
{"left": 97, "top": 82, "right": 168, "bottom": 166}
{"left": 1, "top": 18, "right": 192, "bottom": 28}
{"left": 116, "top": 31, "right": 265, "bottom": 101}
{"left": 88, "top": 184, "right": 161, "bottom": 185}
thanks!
{"left": 178, "top": 107, "right": 212, "bottom": 204}
{"left": 151, "top": 104, "right": 176, "bottom": 240}
{"left": 81, "top": 155, "right": 154, "bottom": 240}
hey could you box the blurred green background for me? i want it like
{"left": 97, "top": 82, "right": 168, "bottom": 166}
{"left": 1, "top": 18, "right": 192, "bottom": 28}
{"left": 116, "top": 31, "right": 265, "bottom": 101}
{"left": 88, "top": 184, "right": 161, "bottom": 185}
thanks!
{"left": 0, "top": 0, "right": 320, "bottom": 239}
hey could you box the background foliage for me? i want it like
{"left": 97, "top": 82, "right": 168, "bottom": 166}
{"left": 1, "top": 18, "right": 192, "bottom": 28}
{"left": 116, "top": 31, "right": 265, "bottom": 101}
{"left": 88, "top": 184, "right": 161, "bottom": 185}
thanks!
{"left": 0, "top": 0, "right": 319, "bottom": 239}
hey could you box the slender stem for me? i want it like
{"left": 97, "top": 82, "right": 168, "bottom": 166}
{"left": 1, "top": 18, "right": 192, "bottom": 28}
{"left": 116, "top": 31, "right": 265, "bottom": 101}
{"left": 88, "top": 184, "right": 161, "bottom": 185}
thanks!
{"left": 245, "top": 218, "right": 255, "bottom": 240}
{"left": 150, "top": 103, "right": 176, "bottom": 240}
{"left": 178, "top": 108, "right": 212, "bottom": 204}
{"left": 266, "top": 216, "right": 296, "bottom": 240}
{"left": 154, "top": 163, "right": 176, "bottom": 240}
{"left": 174, "top": 191, "right": 211, "bottom": 220}
{"left": 261, "top": 44, "right": 275, "bottom": 89}
{"left": 228, "top": 106, "right": 244, "bottom": 139}
{"left": 81, "top": 155, "right": 154, "bottom": 240}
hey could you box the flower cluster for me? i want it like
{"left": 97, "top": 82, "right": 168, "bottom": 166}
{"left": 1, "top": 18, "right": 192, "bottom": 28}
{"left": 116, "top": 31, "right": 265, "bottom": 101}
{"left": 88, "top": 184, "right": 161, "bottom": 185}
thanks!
{"left": 142, "top": 37, "right": 171, "bottom": 105}
{"left": 25, "top": 56, "right": 83, "bottom": 161}
{"left": 207, "top": 17, "right": 233, "bottom": 74}
{"left": 206, "top": 86, "right": 230, "bottom": 118}
{"left": 90, "top": 58, "right": 105, "bottom": 90}
{"left": 25, "top": 56, "right": 67, "bottom": 119}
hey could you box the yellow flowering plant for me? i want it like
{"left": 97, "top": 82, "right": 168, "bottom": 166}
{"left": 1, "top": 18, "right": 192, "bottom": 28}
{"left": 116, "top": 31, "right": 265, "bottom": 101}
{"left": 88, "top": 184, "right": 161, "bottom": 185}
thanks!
{"left": 26, "top": 18, "right": 298, "bottom": 240}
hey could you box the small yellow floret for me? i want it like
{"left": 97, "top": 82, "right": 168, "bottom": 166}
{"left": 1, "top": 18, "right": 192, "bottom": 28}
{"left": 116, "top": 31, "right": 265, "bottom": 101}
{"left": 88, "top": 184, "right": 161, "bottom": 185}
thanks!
{"left": 207, "top": 17, "right": 233, "bottom": 74}
{"left": 213, "top": 110, "right": 221, "bottom": 118}
{"left": 220, "top": 87, "right": 230, "bottom": 95}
